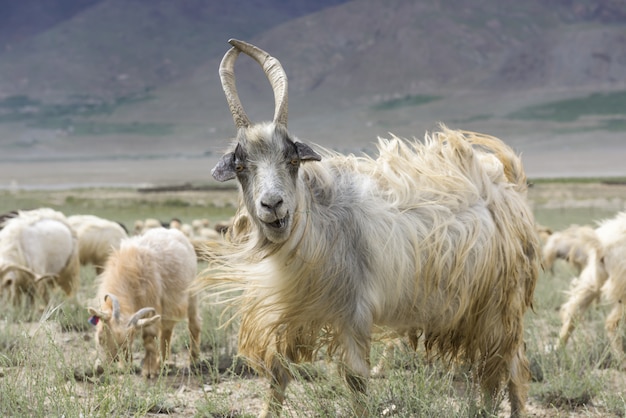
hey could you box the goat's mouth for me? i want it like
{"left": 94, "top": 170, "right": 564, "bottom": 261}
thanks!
{"left": 264, "top": 213, "right": 289, "bottom": 230}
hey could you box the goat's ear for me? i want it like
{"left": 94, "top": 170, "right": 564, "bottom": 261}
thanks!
{"left": 295, "top": 142, "right": 322, "bottom": 162}
{"left": 88, "top": 307, "right": 111, "bottom": 322}
{"left": 211, "top": 152, "right": 237, "bottom": 182}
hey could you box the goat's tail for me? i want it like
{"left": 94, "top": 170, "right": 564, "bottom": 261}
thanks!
{"left": 458, "top": 128, "right": 528, "bottom": 193}
{"left": 432, "top": 125, "right": 528, "bottom": 193}
{"left": 463, "top": 131, "right": 528, "bottom": 192}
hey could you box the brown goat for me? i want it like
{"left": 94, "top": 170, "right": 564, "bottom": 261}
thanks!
{"left": 88, "top": 228, "right": 201, "bottom": 378}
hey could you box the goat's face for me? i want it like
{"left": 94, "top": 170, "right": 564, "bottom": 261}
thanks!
{"left": 212, "top": 123, "right": 320, "bottom": 243}
{"left": 95, "top": 319, "right": 133, "bottom": 364}
{"left": 214, "top": 39, "right": 321, "bottom": 242}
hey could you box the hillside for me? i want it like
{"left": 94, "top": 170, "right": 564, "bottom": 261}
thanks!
{"left": 0, "top": 0, "right": 348, "bottom": 99}
{"left": 0, "top": 0, "right": 625, "bottom": 188}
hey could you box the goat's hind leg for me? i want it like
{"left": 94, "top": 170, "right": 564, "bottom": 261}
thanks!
{"left": 605, "top": 301, "right": 626, "bottom": 369}
{"left": 478, "top": 343, "right": 528, "bottom": 418}
{"left": 558, "top": 281, "right": 601, "bottom": 348}
{"left": 187, "top": 295, "right": 202, "bottom": 365}
{"left": 506, "top": 345, "right": 530, "bottom": 418}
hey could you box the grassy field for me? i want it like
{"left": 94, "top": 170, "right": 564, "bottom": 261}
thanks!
{"left": 0, "top": 181, "right": 626, "bottom": 417}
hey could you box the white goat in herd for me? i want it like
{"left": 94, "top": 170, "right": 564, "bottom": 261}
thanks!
{"left": 0, "top": 208, "right": 80, "bottom": 306}
{"left": 67, "top": 214, "right": 128, "bottom": 275}
{"left": 199, "top": 39, "right": 540, "bottom": 417}
{"left": 557, "top": 211, "right": 626, "bottom": 366}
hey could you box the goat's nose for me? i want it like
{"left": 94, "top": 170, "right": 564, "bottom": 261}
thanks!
{"left": 261, "top": 196, "right": 283, "bottom": 211}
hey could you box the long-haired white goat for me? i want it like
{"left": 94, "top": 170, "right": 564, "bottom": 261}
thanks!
{"left": 88, "top": 227, "right": 201, "bottom": 378}
{"left": 557, "top": 212, "right": 626, "bottom": 366}
{"left": 0, "top": 208, "right": 80, "bottom": 306}
{"left": 199, "top": 39, "right": 540, "bottom": 417}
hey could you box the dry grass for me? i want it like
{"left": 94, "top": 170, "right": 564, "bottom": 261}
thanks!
{"left": 0, "top": 182, "right": 626, "bottom": 417}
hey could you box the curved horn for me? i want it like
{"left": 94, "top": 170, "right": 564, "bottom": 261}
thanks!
{"left": 104, "top": 293, "right": 121, "bottom": 321}
{"left": 128, "top": 307, "right": 157, "bottom": 328}
{"left": 220, "top": 46, "right": 252, "bottom": 129}
{"left": 228, "top": 39, "right": 289, "bottom": 127}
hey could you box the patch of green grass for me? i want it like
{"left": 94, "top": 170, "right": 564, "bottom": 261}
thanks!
{"left": 530, "top": 176, "right": 626, "bottom": 185}
{"left": 453, "top": 114, "right": 492, "bottom": 124}
{"left": 163, "top": 198, "right": 192, "bottom": 207}
{"left": 0, "top": 92, "right": 150, "bottom": 122}
{"left": 508, "top": 91, "right": 626, "bottom": 122}
{"left": 603, "top": 118, "right": 626, "bottom": 131}
{"left": 371, "top": 94, "right": 441, "bottom": 111}
{"left": 0, "top": 92, "right": 172, "bottom": 136}
{"left": 0, "top": 188, "right": 238, "bottom": 235}
{"left": 33, "top": 119, "right": 174, "bottom": 136}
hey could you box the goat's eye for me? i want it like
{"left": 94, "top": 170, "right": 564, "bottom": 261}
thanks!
{"left": 235, "top": 163, "right": 245, "bottom": 172}
{"left": 290, "top": 158, "right": 299, "bottom": 167}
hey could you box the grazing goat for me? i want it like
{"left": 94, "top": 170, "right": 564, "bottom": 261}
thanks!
{"left": 557, "top": 212, "right": 626, "bottom": 365}
{"left": 169, "top": 218, "right": 194, "bottom": 238}
{"left": 198, "top": 39, "right": 540, "bottom": 417}
{"left": 67, "top": 214, "right": 128, "bottom": 275}
{"left": 0, "top": 208, "right": 80, "bottom": 306}
{"left": 542, "top": 224, "right": 596, "bottom": 274}
{"left": 88, "top": 227, "right": 201, "bottom": 378}
{"left": 133, "top": 218, "right": 164, "bottom": 235}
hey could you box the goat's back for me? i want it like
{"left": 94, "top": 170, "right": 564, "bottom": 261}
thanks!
{"left": 1, "top": 210, "right": 76, "bottom": 275}
{"left": 68, "top": 214, "right": 128, "bottom": 264}
{"left": 21, "top": 219, "right": 75, "bottom": 274}
{"left": 595, "top": 212, "right": 626, "bottom": 300}
{"left": 100, "top": 228, "right": 197, "bottom": 318}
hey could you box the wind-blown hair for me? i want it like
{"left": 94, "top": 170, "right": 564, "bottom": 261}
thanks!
{"left": 200, "top": 39, "right": 539, "bottom": 418}
{"left": 202, "top": 125, "right": 539, "bottom": 417}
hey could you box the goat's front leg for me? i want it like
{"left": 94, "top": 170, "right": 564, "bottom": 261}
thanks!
{"left": 160, "top": 320, "right": 177, "bottom": 372}
{"left": 340, "top": 330, "right": 372, "bottom": 417}
{"left": 142, "top": 326, "right": 160, "bottom": 378}
{"left": 260, "top": 356, "right": 291, "bottom": 418}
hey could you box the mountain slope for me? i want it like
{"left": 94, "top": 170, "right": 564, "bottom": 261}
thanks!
{"left": 0, "top": 0, "right": 348, "bottom": 99}
{"left": 0, "top": 0, "right": 624, "bottom": 185}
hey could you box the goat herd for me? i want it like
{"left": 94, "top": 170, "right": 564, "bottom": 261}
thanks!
{"left": 0, "top": 39, "right": 624, "bottom": 417}
{"left": 0, "top": 208, "right": 216, "bottom": 377}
